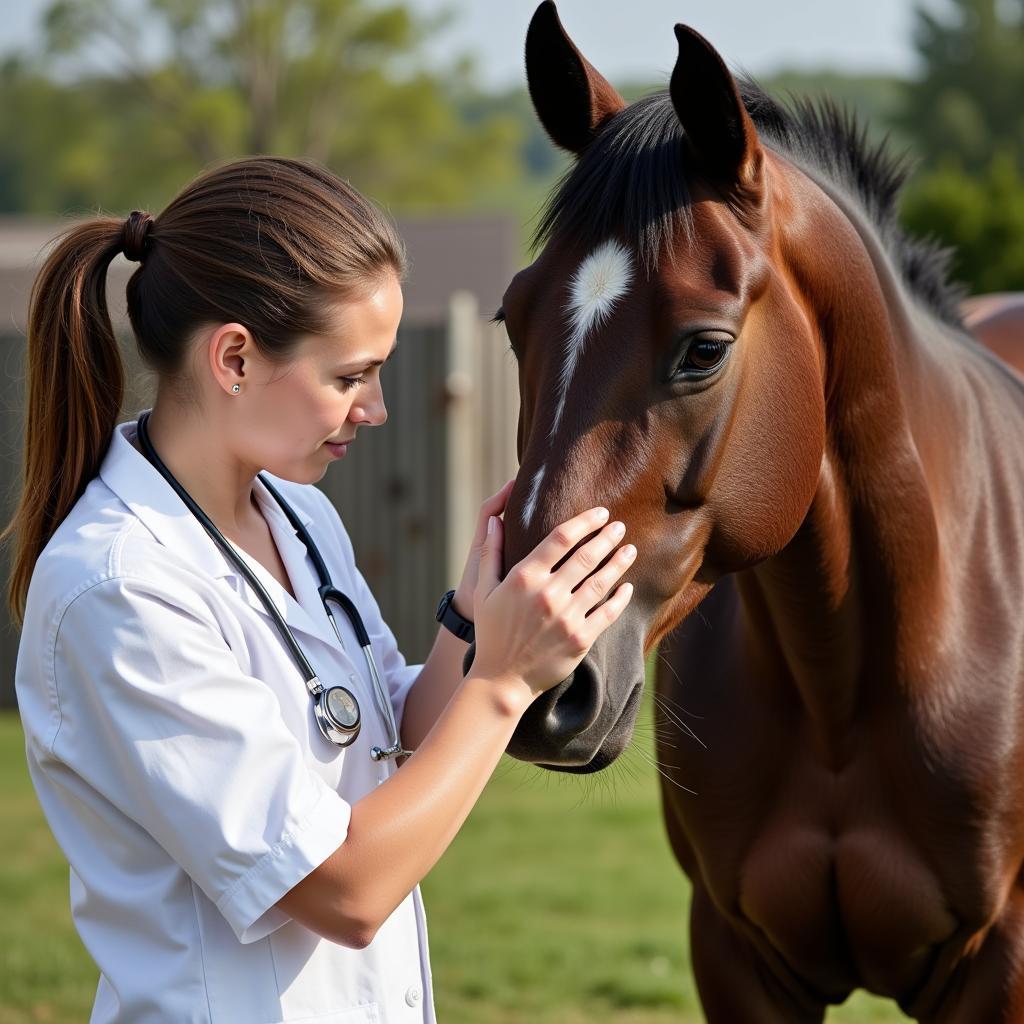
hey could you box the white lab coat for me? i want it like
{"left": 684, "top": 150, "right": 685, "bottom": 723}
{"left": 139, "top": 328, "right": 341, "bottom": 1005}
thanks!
{"left": 15, "top": 413, "right": 436, "bottom": 1024}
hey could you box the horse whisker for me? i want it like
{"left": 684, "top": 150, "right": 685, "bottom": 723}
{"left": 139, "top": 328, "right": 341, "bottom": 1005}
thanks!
{"left": 652, "top": 654, "right": 706, "bottom": 720}
{"left": 651, "top": 692, "right": 708, "bottom": 749}
{"left": 633, "top": 745, "right": 699, "bottom": 796}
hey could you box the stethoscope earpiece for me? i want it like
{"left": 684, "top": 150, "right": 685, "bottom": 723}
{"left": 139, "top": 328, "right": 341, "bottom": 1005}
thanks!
{"left": 134, "top": 411, "right": 411, "bottom": 760}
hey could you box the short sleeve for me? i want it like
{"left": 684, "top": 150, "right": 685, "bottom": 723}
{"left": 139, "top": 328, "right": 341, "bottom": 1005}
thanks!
{"left": 48, "top": 574, "right": 352, "bottom": 944}
{"left": 310, "top": 489, "right": 422, "bottom": 729}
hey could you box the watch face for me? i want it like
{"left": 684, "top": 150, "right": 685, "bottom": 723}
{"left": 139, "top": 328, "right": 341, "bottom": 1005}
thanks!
{"left": 324, "top": 686, "right": 359, "bottom": 730}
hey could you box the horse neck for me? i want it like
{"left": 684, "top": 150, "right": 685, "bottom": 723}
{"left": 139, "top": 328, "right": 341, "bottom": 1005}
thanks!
{"left": 738, "top": 158, "right": 967, "bottom": 747}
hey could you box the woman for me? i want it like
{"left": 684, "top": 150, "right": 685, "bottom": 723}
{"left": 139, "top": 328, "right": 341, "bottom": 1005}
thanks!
{"left": 5, "top": 156, "right": 636, "bottom": 1023}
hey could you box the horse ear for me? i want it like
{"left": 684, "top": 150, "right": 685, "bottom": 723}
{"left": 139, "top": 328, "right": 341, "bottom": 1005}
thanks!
{"left": 670, "top": 24, "right": 763, "bottom": 190}
{"left": 526, "top": 1, "right": 626, "bottom": 155}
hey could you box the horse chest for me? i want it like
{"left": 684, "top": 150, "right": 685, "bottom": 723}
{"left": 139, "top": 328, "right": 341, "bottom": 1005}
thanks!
{"left": 656, "top": 582, "right": 1019, "bottom": 996}
{"left": 661, "top": 696, "right": 1018, "bottom": 1000}
{"left": 735, "top": 816, "right": 961, "bottom": 995}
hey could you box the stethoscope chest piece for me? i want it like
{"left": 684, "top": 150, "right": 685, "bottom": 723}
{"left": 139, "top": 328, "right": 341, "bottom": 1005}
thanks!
{"left": 317, "top": 684, "right": 361, "bottom": 746}
{"left": 134, "top": 409, "right": 413, "bottom": 760}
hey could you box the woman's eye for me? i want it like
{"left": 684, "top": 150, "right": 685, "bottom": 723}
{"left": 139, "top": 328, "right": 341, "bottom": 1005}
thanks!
{"left": 338, "top": 375, "right": 367, "bottom": 392}
{"left": 674, "top": 335, "right": 732, "bottom": 377}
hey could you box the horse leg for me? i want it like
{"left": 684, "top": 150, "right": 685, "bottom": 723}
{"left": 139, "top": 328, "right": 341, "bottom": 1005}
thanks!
{"left": 689, "top": 884, "right": 827, "bottom": 1024}
{"left": 914, "top": 889, "right": 1024, "bottom": 1024}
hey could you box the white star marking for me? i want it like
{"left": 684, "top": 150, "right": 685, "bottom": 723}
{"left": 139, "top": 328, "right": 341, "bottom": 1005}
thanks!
{"left": 550, "top": 239, "right": 634, "bottom": 440}
{"left": 521, "top": 465, "right": 547, "bottom": 529}
{"left": 522, "top": 240, "right": 634, "bottom": 529}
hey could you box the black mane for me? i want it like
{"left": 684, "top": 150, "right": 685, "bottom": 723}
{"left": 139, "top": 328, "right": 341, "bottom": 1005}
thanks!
{"left": 533, "top": 80, "right": 966, "bottom": 328}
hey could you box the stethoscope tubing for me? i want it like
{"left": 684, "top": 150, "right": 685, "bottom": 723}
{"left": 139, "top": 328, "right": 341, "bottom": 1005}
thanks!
{"left": 258, "top": 474, "right": 407, "bottom": 761}
{"left": 134, "top": 411, "right": 409, "bottom": 761}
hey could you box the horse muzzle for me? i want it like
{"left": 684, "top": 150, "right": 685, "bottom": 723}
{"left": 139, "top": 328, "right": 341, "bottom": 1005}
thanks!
{"left": 468, "top": 610, "right": 648, "bottom": 772}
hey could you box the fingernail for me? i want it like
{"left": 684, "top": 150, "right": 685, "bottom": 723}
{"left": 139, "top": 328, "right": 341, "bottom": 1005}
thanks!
{"left": 623, "top": 583, "right": 634, "bottom": 598}
{"left": 608, "top": 520, "right": 625, "bottom": 537}
{"left": 487, "top": 516, "right": 495, "bottom": 535}
{"left": 621, "top": 544, "right": 636, "bottom": 559}
{"left": 594, "top": 507, "right": 609, "bottom": 520}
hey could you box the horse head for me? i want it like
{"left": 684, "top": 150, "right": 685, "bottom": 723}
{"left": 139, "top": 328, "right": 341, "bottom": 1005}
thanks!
{"left": 495, "top": 2, "right": 832, "bottom": 770}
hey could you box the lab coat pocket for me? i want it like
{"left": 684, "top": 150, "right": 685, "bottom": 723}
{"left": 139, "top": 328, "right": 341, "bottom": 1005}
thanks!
{"left": 272, "top": 1005, "right": 380, "bottom": 1024}
{"left": 194, "top": 891, "right": 380, "bottom": 1024}
{"left": 269, "top": 919, "right": 383, "bottom": 1022}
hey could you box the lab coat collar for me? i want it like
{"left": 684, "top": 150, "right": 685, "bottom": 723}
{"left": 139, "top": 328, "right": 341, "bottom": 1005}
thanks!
{"left": 100, "top": 413, "right": 341, "bottom": 653}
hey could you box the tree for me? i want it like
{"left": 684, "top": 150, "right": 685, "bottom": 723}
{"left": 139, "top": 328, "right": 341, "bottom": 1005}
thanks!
{"left": 893, "top": 0, "right": 1024, "bottom": 293}
{"left": 902, "top": 150, "right": 1024, "bottom": 292}
{"left": 900, "top": 0, "right": 1024, "bottom": 174}
{"left": 0, "top": 0, "right": 523, "bottom": 214}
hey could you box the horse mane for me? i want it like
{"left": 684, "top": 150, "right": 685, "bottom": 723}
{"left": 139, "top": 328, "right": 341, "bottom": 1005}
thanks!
{"left": 533, "top": 80, "right": 967, "bottom": 329}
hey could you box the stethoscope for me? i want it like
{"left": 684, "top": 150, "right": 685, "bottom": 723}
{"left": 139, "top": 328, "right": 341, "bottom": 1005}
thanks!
{"left": 136, "top": 410, "right": 411, "bottom": 761}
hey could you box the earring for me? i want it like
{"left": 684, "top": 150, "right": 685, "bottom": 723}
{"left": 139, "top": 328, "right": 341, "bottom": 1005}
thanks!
{"left": 231, "top": 384, "right": 240, "bottom": 394}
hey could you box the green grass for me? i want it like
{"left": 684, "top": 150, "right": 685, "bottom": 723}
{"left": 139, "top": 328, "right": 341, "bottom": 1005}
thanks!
{"left": 0, "top": 704, "right": 907, "bottom": 1023}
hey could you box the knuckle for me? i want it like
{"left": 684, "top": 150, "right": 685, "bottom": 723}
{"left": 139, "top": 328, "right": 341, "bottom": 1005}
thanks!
{"left": 557, "top": 616, "right": 578, "bottom": 642}
{"left": 574, "top": 546, "right": 595, "bottom": 572}
{"left": 552, "top": 525, "right": 575, "bottom": 548}
{"left": 588, "top": 574, "right": 606, "bottom": 597}
{"left": 508, "top": 565, "right": 530, "bottom": 590}
{"left": 538, "top": 586, "right": 559, "bottom": 615}
{"left": 568, "top": 630, "right": 589, "bottom": 654}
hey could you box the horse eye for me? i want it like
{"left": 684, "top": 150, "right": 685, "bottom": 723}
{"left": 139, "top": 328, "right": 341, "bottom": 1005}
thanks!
{"left": 675, "top": 335, "right": 732, "bottom": 377}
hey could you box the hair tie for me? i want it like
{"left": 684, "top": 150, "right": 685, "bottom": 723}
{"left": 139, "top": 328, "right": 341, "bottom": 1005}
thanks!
{"left": 121, "top": 211, "right": 154, "bottom": 263}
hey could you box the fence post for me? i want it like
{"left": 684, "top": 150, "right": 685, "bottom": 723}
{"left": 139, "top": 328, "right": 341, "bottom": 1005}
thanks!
{"left": 445, "top": 290, "right": 481, "bottom": 591}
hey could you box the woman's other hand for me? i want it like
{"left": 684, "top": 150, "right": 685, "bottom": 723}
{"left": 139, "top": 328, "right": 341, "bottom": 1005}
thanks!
{"left": 470, "top": 506, "right": 635, "bottom": 706}
{"left": 451, "top": 479, "right": 516, "bottom": 618}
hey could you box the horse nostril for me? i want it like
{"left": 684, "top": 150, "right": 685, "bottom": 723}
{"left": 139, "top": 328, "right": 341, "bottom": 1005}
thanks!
{"left": 544, "top": 658, "right": 603, "bottom": 738}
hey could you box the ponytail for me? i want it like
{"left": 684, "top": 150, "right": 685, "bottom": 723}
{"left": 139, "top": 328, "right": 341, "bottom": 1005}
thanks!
{"left": 2, "top": 217, "right": 127, "bottom": 626}
{"left": 2, "top": 156, "right": 406, "bottom": 627}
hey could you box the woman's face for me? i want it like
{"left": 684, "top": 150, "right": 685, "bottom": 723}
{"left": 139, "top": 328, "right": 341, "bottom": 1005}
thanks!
{"left": 235, "top": 272, "right": 404, "bottom": 483}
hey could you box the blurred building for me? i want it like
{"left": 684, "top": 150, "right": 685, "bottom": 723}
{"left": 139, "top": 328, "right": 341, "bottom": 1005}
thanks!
{"left": 0, "top": 215, "right": 522, "bottom": 706}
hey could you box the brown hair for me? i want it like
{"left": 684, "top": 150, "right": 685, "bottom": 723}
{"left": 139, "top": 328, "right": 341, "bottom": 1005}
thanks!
{"left": 2, "top": 156, "right": 406, "bottom": 625}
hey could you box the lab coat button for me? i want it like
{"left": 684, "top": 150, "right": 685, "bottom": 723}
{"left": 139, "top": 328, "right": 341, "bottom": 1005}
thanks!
{"left": 405, "top": 985, "right": 421, "bottom": 1007}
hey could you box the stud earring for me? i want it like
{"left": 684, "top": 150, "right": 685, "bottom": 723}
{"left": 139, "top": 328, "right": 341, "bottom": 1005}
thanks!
{"left": 231, "top": 384, "right": 240, "bottom": 394}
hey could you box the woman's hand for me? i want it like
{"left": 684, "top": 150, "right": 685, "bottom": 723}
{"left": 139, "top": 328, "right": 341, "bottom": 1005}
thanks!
{"left": 470, "top": 506, "right": 635, "bottom": 706}
{"left": 451, "top": 479, "right": 516, "bottom": 619}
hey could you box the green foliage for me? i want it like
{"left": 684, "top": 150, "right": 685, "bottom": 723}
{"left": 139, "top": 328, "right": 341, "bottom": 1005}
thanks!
{"left": 894, "top": 0, "right": 1024, "bottom": 294}
{"left": 901, "top": 150, "right": 1024, "bottom": 292}
{"left": 3, "top": 0, "right": 1021, "bottom": 299}
{"left": 0, "top": 0, "right": 524, "bottom": 215}
{"left": 900, "top": 0, "right": 1024, "bottom": 174}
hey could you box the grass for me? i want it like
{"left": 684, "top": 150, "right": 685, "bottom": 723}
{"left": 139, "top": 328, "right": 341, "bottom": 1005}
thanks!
{"left": 0, "top": 699, "right": 908, "bottom": 1023}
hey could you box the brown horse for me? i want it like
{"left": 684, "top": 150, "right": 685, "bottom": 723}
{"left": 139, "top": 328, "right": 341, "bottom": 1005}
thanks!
{"left": 964, "top": 293, "right": 1024, "bottom": 371}
{"left": 492, "top": 3, "right": 1024, "bottom": 1020}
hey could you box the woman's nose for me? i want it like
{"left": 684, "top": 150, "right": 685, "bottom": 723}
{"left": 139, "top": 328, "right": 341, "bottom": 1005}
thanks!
{"left": 352, "top": 385, "right": 387, "bottom": 427}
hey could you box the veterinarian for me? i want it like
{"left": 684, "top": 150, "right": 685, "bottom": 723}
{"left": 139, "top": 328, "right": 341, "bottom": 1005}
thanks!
{"left": 7, "top": 156, "right": 637, "bottom": 1023}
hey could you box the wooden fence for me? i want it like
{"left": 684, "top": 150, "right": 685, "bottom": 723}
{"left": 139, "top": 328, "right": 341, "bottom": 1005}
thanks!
{"left": 0, "top": 291, "right": 519, "bottom": 706}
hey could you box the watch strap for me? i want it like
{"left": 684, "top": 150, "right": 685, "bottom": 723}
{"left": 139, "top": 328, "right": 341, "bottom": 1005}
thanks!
{"left": 436, "top": 589, "right": 474, "bottom": 643}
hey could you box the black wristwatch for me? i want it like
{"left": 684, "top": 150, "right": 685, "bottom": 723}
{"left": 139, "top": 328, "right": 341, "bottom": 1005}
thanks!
{"left": 435, "top": 589, "right": 475, "bottom": 643}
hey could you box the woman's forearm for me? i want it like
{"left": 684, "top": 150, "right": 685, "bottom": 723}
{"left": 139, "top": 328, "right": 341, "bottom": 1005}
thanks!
{"left": 278, "top": 505, "right": 633, "bottom": 947}
{"left": 399, "top": 592, "right": 474, "bottom": 751}
{"left": 331, "top": 673, "right": 530, "bottom": 941}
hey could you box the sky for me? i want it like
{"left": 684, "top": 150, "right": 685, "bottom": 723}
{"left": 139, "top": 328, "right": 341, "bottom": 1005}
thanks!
{"left": 4, "top": 0, "right": 949, "bottom": 88}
